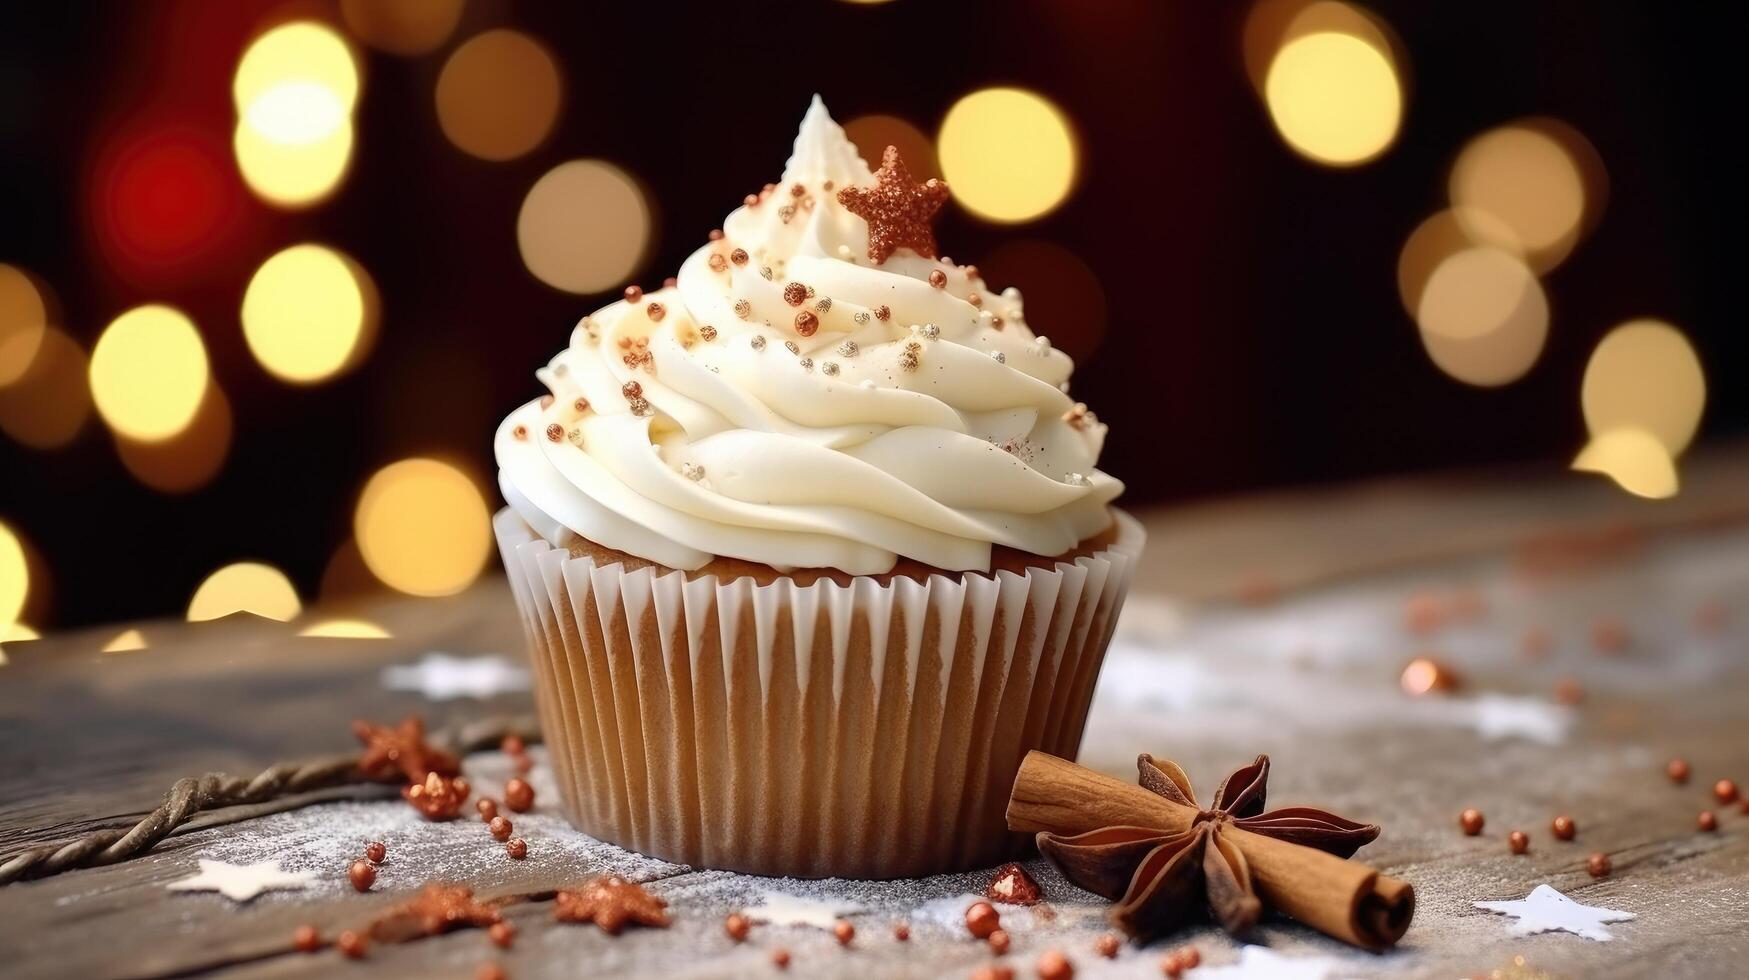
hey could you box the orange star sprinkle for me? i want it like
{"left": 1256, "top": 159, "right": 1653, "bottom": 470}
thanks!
{"left": 352, "top": 716, "right": 461, "bottom": 783}
{"left": 553, "top": 876, "right": 671, "bottom": 934}
{"left": 369, "top": 883, "right": 502, "bottom": 943}
{"left": 836, "top": 146, "right": 950, "bottom": 264}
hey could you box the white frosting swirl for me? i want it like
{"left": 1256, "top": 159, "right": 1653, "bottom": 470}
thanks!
{"left": 495, "top": 96, "right": 1121, "bottom": 575}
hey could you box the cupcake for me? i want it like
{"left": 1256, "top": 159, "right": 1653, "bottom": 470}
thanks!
{"left": 494, "top": 96, "right": 1140, "bottom": 878}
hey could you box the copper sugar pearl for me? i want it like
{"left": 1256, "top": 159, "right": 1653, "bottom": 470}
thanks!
{"left": 1459, "top": 808, "right": 1485, "bottom": 836}
{"left": 1698, "top": 810, "right": 1719, "bottom": 832}
{"left": 1508, "top": 830, "right": 1530, "bottom": 854}
{"left": 1715, "top": 779, "right": 1740, "bottom": 805}
{"left": 833, "top": 920, "right": 855, "bottom": 947}
{"left": 1552, "top": 815, "right": 1577, "bottom": 840}
{"left": 1037, "top": 949, "right": 1074, "bottom": 980}
{"left": 1667, "top": 758, "right": 1691, "bottom": 783}
{"left": 988, "top": 928, "right": 1012, "bottom": 955}
{"left": 723, "top": 913, "right": 750, "bottom": 942}
{"left": 506, "top": 837, "right": 528, "bottom": 859}
{"left": 505, "top": 777, "right": 535, "bottom": 812}
{"left": 1587, "top": 852, "right": 1612, "bottom": 878}
{"left": 489, "top": 921, "right": 516, "bottom": 949}
{"left": 965, "top": 901, "right": 1000, "bottom": 939}
{"left": 337, "top": 931, "right": 367, "bottom": 959}
{"left": 292, "top": 924, "right": 321, "bottom": 953}
{"left": 349, "top": 859, "right": 376, "bottom": 892}
{"left": 489, "top": 816, "right": 513, "bottom": 842}
{"left": 1094, "top": 933, "right": 1120, "bottom": 958}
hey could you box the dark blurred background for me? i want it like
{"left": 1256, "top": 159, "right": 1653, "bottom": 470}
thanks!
{"left": 1, "top": 0, "right": 1740, "bottom": 629}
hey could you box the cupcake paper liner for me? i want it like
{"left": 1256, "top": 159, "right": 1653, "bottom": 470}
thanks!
{"left": 494, "top": 507, "right": 1144, "bottom": 879}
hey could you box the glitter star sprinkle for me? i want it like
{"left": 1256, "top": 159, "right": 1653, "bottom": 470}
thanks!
{"left": 167, "top": 859, "right": 313, "bottom": 902}
{"left": 554, "top": 876, "right": 672, "bottom": 934}
{"left": 836, "top": 146, "right": 950, "bottom": 264}
{"left": 351, "top": 715, "right": 461, "bottom": 783}
{"left": 1475, "top": 884, "right": 1636, "bottom": 941}
{"left": 370, "top": 882, "right": 503, "bottom": 942}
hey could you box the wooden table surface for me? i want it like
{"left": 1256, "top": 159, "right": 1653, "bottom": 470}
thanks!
{"left": 3, "top": 447, "right": 1748, "bottom": 979}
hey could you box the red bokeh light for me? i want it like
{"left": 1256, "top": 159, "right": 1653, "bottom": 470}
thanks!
{"left": 90, "top": 122, "right": 247, "bottom": 281}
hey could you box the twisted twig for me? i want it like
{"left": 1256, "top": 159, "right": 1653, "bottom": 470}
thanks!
{"left": 0, "top": 715, "right": 541, "bottom": 886}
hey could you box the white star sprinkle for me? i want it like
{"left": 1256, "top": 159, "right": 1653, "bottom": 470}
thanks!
{"left": 380, "top": 653, "right": 530, "bottom": 701}
{"left": 745, "top": 891, "right": 866, "bottom": 929}
{"left": 167, "top": 859, "right": 313, "bottom": 902}
{"left": 1475, "top": 883, "right": 1636, "bottom": 941}
{"left": 1188, "top": 945, "right": 1346, "bottom": 979}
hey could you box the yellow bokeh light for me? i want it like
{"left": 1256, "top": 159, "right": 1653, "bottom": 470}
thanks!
{"left": 243, "top": 244, "right": 377, "bottom": 383}
{"left": 188, "top": 562, "right": 302, "bottom": 623}
{"left": 234, "top": 22, "right": 360, "bottom": 114}
{"left": 1582, "top": 320, "right": 1705, "bottom": 457}
{"left": 1451, "top": 122, "right": 1594, "bottom": 271}
{"left": 436, "top": 30, "right": 564, "bottom": 162}
{"left": 102, "top": 628, "right": 148, "bottom": 653}
{"left": 90, "top": 304, "right": 209, "bottom": 442}
{"left": 1573, "top": 428, "right": 1679, "bottom": 500}
{"left": 1, "top": 263, "right": 48, "bottom": 388}
{"left": 233, "top": 21, "right": 360, "bottom": 208}
{"left": 299, "top": 618, "right": 392, "bottom": 639}
{"left": 938, "top": 88, "right": 1078, "bottom": 223}
{"left": 0, "top": 328, "right": 90, "bottom": 449}
{"left": 1416, "top": 247, "right": 1547, "bottom": 386}
{"left": 115, "top": 381, "right": 232, "bottom": 494}
{"left": 1, "top": 519, "right": 28, "bottom": 630}
{"left": 1264, "top": 31, "right": 1402, "bottom": 166}
{"left": 4, "top": 622, "right": 39, "bottom": 642}
{"left": 518, "top": 160, "right": 653, "bottom": 294}
{"left": 341, "top": 0, "right": 464, "bottom": 56}
{"left": 234, "top": 118, "right": 356, "bottom": 208}
{"left": 355, "top": 458, "right": 492, "bottom": 597}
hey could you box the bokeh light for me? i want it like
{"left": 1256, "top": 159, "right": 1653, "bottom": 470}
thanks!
{"left": 1572, "top": 428, "right": 1678, "bottom": 500}
{"left": 1396, "top": 208, "right": 1518, "bottom": 318}
{"left": 844, "top": 114, "right": 938, "bottom": 178}
{"left": 89, "top": 305, "right": 209, "bottom": 442}
{"left": 187, "top": 562, "right": 303, "bottom": 623}
{"left": 93, "top": 127, "right": 240, "bottom": 274}
{"left": 242, "top": 244, "right": 378, "bottom": 383}
{"left": 0, "top": 263, "right": 47, "bottom": 388}
{"left": 102, "top": 628, "right": 148, "bottom": 653}
{"left": 1, "top": 519, "right": 27, "bottom": 631}
{"left": 1450, "top": 120, "right": 1603, "bottom": 271}
{"left": 233, "top": 21, "right": 360, "bottom": 207}
{"left": 1415, "top": 247, "right": 1548, "bottom": 386}
{"left": 1243, "top": 0, "right": 1403, "bottom": 95}
{"left": 340, "top": 0, "right": 465, "bottom": 56}
{"left": 518, "top": 160, "right": 652, "bottom": 294}
{"left": 938, "top": 88, "right": 1077, "bottom": 223}
{"left": 1264, "top": 31, "right": 1402, "bottom": 166}
{"left": 0, "top": 329, "right": 91, "bottom": 449}
{"left": 355, "top": 458, "right": 491, "bottom": 597}
{"left": 300, "top": 618, "right": 392, "bottom": 639}
{"left": 436, "top": 30, "right": 563, "bottom": 162}
{"left": 1581, "top": 319, "right": 1705, "bottom": 456}
{"left": 114, "top": 382, "right": 232, "bottom": 493}
{"left": 979, "top": 240, "right": 1108, "bottom": 363}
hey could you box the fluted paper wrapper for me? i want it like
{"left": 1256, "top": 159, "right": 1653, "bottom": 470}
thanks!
{"left": 493, "top": 507, "right": 1144, "bottom": 879}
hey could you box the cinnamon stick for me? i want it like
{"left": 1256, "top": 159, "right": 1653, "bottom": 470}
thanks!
{"left": 1006, "top": 751, "right": 1414, "bottom": 949}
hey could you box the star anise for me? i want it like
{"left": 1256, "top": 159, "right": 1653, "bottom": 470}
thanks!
{"left": 836, "top": 146, "right": 950, "bottom": 264}
{"left": 369, "top": 883, "right": 502, "bottom": 943}
{"left": 1036, "top": 755, "right": 1378, "bottom": 939}
{"left": 553, "top": 875, "right": 672, "bottom": 934}
{"left": 352, "top": 715, "right": 460, "bottom": 784}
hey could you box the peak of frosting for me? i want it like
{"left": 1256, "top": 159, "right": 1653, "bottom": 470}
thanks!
{"left": 780, "top": 95, "right": 873, "bottom": 188}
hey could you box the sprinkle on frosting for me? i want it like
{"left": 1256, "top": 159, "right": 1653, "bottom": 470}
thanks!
{"left": 624, "top": 285, "right": 643, "bottom": 303}
{"left": 836, "top": 146, "right": 951, "bottom": 264}
{"left": 545, "top": 423, "right": 564, "bottom": 443}
{"left": 795, "top": 311, "right": 819, "bottom": 336}
{"left": 783, "top": 283, "right": 807, "bottom": 306}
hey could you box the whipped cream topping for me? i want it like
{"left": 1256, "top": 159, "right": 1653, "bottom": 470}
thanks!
{"left": 495, "top": 96, "right": 1121, "bottom": 575}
